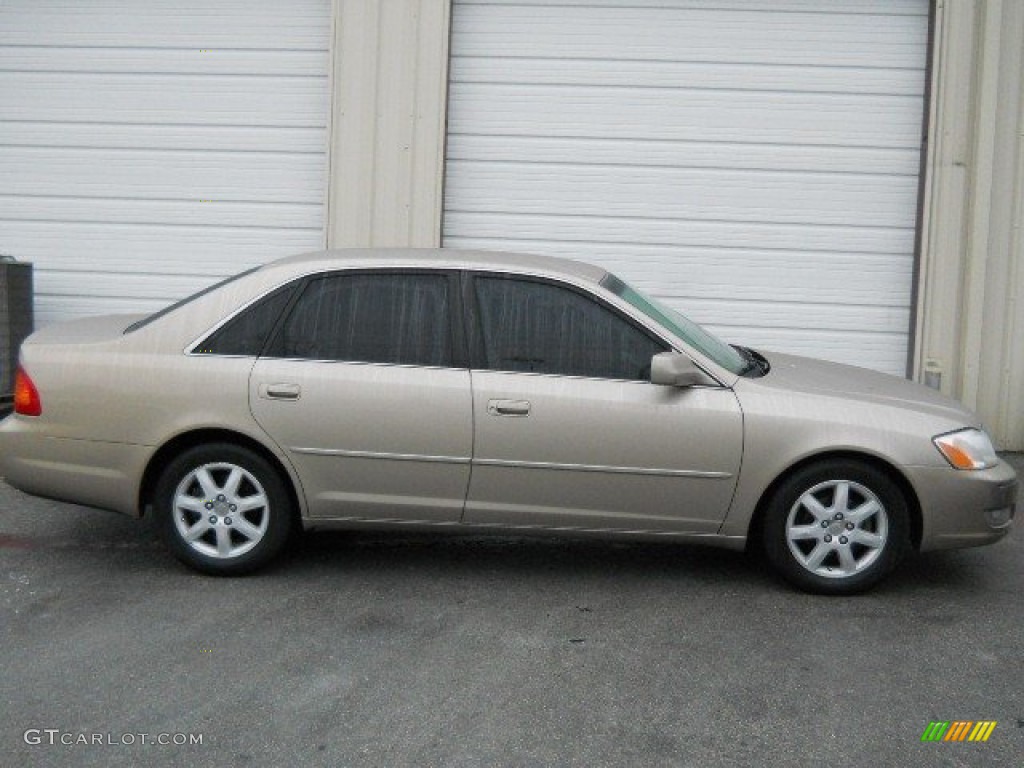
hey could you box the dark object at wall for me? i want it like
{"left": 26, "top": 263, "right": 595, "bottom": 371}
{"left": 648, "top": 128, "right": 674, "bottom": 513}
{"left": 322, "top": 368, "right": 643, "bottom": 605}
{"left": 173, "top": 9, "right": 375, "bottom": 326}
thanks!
{"left": 1, "top": 256, "right": 34, "bottom": 401}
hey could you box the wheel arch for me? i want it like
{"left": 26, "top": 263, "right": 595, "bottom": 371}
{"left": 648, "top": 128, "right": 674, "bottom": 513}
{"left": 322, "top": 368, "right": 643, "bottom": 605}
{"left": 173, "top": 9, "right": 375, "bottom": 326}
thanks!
{"left": 746, "top": 450, "right": 923, "bottom": 553}
{"left": 138, "top": 428, "right": 304, "bottom": 527}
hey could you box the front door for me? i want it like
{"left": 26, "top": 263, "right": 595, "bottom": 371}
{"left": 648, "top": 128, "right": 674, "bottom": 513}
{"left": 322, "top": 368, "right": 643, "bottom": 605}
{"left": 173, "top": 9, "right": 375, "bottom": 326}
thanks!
{"left": 464, "top": 274, "right": 742, "bottom": 533}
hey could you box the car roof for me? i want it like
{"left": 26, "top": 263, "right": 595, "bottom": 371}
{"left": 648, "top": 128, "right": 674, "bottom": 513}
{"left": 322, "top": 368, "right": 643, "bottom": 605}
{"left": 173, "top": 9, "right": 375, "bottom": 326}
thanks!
{"left": 265, "top": 248, "right": 609, "bottom": 284}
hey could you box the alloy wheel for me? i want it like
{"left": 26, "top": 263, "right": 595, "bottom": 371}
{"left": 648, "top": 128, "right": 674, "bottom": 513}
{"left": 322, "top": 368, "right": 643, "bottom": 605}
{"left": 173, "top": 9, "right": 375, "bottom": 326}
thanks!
{"left": 785, "top": 479, "right": 889, "bottom": 579}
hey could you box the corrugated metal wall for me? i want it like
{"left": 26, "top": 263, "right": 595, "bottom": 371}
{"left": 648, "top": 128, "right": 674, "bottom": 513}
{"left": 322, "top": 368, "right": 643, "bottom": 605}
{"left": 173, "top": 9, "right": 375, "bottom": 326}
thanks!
{"left": 444, "top": 0, "right": 929, "bottom": 377}
{"left": 915, "top": 0, "right": 1024, "bottom": 449}
{"left": 327, "top": 0, "right": 451, "bottom": 249}
{"left": 0, "top": 0, "right": 331, "bottom": 327}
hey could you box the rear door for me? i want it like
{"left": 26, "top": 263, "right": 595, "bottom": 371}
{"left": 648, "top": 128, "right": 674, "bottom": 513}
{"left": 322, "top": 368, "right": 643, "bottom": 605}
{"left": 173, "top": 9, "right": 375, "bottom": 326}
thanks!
{"left": 464, "top": 273, "right": 743, "bottom": 533}
{"left": 249, "top": 270, "right": 473, "bottom": 521}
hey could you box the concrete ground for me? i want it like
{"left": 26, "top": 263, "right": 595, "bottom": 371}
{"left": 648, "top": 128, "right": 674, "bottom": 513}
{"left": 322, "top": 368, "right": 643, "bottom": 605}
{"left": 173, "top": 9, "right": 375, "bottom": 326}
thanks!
{"left": 1, "top": 456, "right": 1021, "bottom": 768}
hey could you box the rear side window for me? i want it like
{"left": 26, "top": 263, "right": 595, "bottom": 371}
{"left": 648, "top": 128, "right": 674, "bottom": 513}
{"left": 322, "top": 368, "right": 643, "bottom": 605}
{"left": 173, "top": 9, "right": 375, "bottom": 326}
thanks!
{"left": 266, "top": 272, "right": 453, "bottom": 367}
{"left": 473, "top": 276, "right": 666, "bottom": 380}
{"left": 193, "top": 285, "right": 296, "bottom": 356}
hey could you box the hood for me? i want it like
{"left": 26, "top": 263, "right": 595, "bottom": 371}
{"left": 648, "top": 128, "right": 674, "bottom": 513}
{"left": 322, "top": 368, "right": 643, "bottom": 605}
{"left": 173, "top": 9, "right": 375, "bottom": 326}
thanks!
{"left": 748, "top": 351, "right": 979, "bottom": 427}
{"left": 24, "top": 314, "right": 148, "bottom": 346}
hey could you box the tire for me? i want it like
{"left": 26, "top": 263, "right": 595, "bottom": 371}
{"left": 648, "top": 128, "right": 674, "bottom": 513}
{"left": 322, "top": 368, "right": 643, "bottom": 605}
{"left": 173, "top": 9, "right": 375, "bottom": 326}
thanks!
{"left": 154, "top": 443, "right": 294, "bottom": 575}
{"left": 761, "top": 460, "right": 910, "bottom": 595}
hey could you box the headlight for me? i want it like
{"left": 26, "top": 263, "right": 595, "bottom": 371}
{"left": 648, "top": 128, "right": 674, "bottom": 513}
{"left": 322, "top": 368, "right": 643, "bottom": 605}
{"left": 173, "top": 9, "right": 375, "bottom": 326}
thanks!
{"left": 933, "top": 428, "right": 999, "bottom": 470}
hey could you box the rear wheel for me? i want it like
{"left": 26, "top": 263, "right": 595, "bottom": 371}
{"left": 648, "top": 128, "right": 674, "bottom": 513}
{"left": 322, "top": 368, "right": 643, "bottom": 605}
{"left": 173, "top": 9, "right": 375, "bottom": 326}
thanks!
{"left": 155, "top": 443, "right": 293, "bottom": 575}
{"left": 761, "top": 460, "right": 909, "bottom": 595}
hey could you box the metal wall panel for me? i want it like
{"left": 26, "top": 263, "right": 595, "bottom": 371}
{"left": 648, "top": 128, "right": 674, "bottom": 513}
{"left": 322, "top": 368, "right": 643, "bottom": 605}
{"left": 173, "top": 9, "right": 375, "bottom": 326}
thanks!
{"left": 444, "top": 0, "right": 929, "bottom": 376}
{"left": 914, "top": 0, "right": 1024, "bottom": 449}
{"left": 326, "top": 0, "right": 451, "bottom": 248}
{"left": 0, "top": 0, "right": 331, "bottom": 328}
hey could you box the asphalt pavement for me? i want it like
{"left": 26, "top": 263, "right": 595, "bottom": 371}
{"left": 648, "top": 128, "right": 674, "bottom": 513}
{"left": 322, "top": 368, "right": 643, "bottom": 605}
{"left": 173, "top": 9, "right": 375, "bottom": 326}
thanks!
{"left": 1, "top": 455, "right": 1022, "bottom": 767}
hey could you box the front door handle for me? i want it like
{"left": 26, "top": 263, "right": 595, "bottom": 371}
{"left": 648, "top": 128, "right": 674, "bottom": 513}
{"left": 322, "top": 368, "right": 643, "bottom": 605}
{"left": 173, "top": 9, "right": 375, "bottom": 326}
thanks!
{"left": 487, "top": 399, "right": 531, "bottom": 417}
{"left": 261, "top": 383, "right": 301, "bottom": 400}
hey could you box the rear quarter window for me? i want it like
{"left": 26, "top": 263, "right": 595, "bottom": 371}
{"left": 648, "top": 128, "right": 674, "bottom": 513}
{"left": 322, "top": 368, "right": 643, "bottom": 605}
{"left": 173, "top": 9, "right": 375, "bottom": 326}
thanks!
{"left": 192, "top": 284, "right": 296, "bottom": 356}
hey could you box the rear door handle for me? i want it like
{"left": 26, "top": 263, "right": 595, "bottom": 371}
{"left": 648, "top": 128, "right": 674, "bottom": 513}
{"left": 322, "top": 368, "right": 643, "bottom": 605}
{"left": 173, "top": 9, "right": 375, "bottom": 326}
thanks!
{"left": 261, "top": 383, "right": 301, "bottom": 400}
{"left": 487, "top": 399, "right": 531, "bottom": 417}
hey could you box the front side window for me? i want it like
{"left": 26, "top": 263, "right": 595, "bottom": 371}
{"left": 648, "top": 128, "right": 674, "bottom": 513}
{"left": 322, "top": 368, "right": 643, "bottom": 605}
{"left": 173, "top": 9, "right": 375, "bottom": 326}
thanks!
{"left": 266, "top": 272, "right": 452, "bottom": 367}
{"left": 473, "top": 276, "right": 665, "bottom": 380}
{"left": 601, "top": 273, "right": 748, "bottom": 375}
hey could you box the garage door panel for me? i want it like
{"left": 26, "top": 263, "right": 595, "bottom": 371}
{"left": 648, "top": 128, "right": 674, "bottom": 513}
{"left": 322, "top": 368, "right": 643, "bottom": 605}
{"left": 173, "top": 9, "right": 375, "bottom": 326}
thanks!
{"left": 445, "top": 0, "right": 928, "bottom": 377}
{"left": 2, "top": 0, "right": 330, "bottom": 327}
{"left": 446, "top": 237, "right": 913, "bottom": 307}
{"left": 454, "top": 5, "right": 926, "bottom": 68}
{"left": 677, "top": 298, "right": 911, "bottom": 336}
{"left": 451, "top": 57, "right": 925, "bottom": 97}
{"left": 446, "top": 162, "right": 919, "bottom": 227}
{"left": 3, "top": 221, "right": 322, "bottom": 274}
{"left": 0, "top": 196, "right": 323, "bottom": 230}
{"left": 0, "top": 47, "right": 328, "bottom": 77}
{"left": 0, "top": 73, "right": 327, "bottom": 127}
{"left": 2, "top": 147, "right": 326, "bottom": 204}
{"left": 32, "top": 297, "right": 167, "bottom": 330}
{"left": 463, "top": 0, "right": 922, "bottom": 13}
{"left": 0, "top": 122, "right": 326, "bottom": 154}
{"left": 444, "top": 212, "right": 917, "bottom": 255}
{"left": 449, "top": 84, "right": 923, "bottom": 148}
{"left": 5, "top": 0, "right": 329, "bottom": 49}
{"left": 576, "top": 252, "right": 914, "bottom": 308}
{"left": 709, "top": 326, "right": 910, "bottom": 376}
{"left": 37, "top": 270, "right": 236, "bottom": 302}
{"left": 447, "top": 136, "right": 922, "bottom": 176}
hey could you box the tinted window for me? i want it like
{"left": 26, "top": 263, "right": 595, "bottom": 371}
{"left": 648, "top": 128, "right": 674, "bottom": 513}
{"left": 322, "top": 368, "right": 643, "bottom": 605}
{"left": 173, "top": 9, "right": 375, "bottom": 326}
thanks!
{"left": 267, "top": 273, "right": 452, "bottom": 366}
{"left": 474, "top": 276, "right": 665, "bottom": 380}
{"left": 194, "top": 285, "right": 296, "bottom": 356}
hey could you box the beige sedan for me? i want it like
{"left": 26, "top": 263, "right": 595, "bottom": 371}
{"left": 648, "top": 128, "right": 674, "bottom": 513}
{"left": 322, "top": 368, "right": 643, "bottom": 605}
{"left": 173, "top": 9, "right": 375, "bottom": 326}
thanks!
{"left": 1, "top": 249, "right": 1017, "bottom": 593}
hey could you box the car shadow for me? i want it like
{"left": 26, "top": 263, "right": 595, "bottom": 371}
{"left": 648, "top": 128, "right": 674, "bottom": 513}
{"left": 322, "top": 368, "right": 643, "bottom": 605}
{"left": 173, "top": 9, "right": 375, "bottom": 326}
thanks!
{"left": 283, "top": 528, "right": 771, "bottom": 588}
{"left": 4, "top": 489, "right": 1011, "bottom": 598}
{"left": 279, "top": 528, "right": 1015, "bottom": 599}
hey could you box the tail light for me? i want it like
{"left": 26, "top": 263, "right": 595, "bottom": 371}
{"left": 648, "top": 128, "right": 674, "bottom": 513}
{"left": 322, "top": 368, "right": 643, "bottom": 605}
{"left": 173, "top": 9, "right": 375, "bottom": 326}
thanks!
{"left": 14, "top": 365, "right": 42, "bottom": 416}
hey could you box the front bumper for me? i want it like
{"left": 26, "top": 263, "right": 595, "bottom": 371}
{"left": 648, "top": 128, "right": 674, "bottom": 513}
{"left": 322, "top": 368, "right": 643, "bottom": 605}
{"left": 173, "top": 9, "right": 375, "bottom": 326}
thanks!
{"left": 908, "top": 458, "right": 1018, "bottom": 551}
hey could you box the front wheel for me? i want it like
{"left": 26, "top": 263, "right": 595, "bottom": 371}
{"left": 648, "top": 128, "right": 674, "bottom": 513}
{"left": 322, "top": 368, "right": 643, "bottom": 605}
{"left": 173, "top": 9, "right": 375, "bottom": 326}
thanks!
{"left": 154, "top": 443, "right": 294, "bottom": 575}
{"left": 761, "top": 460, "right": 910, "bottom": 595}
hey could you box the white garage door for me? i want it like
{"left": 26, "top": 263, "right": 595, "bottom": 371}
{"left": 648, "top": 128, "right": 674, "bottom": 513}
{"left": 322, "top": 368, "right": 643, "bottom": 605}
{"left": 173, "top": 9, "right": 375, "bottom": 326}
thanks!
{"left": 444, "top": 0, "right": 929, "bottom": 376}
{"left": 1, "top": 0, "right": 330, "bottom": 328}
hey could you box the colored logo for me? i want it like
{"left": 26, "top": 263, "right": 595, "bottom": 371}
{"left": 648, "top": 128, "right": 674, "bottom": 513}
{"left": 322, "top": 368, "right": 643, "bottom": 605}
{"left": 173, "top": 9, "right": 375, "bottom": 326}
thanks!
{"left": 921, "top": 721, "right": 997, "bottom": 742}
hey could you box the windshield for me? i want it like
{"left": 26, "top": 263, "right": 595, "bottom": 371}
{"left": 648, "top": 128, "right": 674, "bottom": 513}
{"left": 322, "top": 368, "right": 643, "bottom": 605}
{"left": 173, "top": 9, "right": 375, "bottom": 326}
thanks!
{"left": 601, "top": 273, "right": 749, "bottom": 376}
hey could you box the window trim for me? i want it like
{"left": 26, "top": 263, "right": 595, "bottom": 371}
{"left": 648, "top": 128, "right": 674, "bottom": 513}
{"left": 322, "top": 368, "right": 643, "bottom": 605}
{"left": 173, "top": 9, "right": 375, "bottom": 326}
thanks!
{"left": 463, "top": 270, "right": 673, "bottom": 383}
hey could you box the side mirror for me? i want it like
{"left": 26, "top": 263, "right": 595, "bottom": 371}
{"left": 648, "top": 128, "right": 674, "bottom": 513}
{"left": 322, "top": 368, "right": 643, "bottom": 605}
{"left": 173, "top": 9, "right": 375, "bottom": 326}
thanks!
{"left": 650, "top": 352, "right": 711, "bottom": 387}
